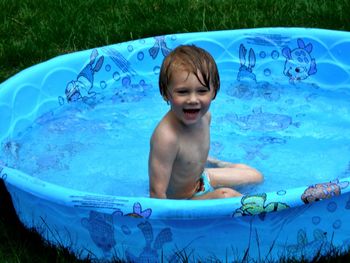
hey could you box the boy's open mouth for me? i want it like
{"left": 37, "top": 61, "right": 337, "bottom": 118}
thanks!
{"left": 183, "top": 108, "right": 200, "bottom": 119}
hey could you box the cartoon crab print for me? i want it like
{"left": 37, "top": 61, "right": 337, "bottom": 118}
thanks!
{"left": 282, "top": 38, "right": 317, "bottom": 83}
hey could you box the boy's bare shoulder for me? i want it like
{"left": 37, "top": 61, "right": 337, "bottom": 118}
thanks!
{"left": 151, "top": 114, "right": 178, "bottom": 147}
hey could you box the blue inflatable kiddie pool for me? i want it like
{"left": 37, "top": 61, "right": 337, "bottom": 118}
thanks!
{"left": 1, "top": 28, "right": 350, "bottom": 262}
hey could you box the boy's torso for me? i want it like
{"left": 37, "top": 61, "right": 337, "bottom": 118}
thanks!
{"left": 166, "top": 115, "right": 210, "bottom": 199}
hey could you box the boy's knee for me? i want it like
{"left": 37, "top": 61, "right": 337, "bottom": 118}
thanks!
{"left": 252, "top": 169, "right": 263, "bottom": 184}
{"left": 218, "top": 188, "right": 242, "bottom": 198}
{"left": 232, "top": 164, "right": 263, "bottom": 184}
{"left": 237, "top": 165, "right": 263, "bottom": 184}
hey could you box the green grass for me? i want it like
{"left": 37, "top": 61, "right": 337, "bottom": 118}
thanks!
{"left": 1, "top": 0, "right": 350, "bottom": 83}
{"left": 0, "top": 180, "right": 89, "bottom": 263}
{"left": 1, "top": 0, "right": 350, "bottom": 262}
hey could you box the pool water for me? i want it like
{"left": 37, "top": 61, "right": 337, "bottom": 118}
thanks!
{"left": 2, "top": 78, "right": 350, "bottom": 197}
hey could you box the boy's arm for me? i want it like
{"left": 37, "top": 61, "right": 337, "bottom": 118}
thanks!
{"left": 148, "top": 128, "right": 178, "bottom": 199}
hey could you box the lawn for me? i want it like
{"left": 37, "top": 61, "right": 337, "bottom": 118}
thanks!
{"left": 1, "top": 0, "right": 350, "bottom": 83}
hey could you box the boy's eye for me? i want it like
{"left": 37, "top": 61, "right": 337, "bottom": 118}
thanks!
{"left": 198, "top": 88, "right": 209, "bottom": 94}
{"left": 198, "top": 89, "right": 209, "bottom": 93}
{"left": 175, "top": 89, "right": 188, "bottom": 95}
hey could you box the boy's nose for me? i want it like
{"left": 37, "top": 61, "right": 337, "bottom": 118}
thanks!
{"left": 187, "top": 93, "right": 199, "bottom": 104}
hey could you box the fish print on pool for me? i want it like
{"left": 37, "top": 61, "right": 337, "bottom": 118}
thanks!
{"left": 81, "top": 210, "right": 119, "bottom": 256}
{"left": 282, "top": 39, "right": 317, "bottom": 83}
{"left": 80, "top": 203, "right": 152, "bottom": 257}
{"left": 233, "top": 193, "right": 290, "bottom": 218}
{"left": 301, "top": 179, "right": 350, "bottom": 204}
{"left": 226, "top": 107, "right": 299, "bottom": 132}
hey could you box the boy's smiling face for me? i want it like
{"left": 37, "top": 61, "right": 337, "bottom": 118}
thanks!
{"left": 166, "top": 69, "right": 215, "bottom": 126}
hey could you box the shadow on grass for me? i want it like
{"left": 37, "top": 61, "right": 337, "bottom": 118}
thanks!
{"left": 0, "top": 179, "right": 95, "bottom": 262}
{"left": 1, "top": 178, "right": 350, "bottom": 263}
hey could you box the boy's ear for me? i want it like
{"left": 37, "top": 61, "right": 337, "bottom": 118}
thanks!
{"left": 210, "top": 85, "right": 217, "bottom": 100}
{"left": 162, "top": 94, "right": 170, "bottom": 104}
{"left": 211, "top": 89, "right": 216, "bottom": 99}
{"left": 162, "top": 89, "right": 172, "bottom": 102}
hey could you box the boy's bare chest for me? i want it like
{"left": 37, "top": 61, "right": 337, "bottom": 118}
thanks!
{"left": 176, "top": 130, "right": 210, "bottom": 168}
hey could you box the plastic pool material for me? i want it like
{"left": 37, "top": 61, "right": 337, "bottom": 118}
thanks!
{"left": 1, "top": 28, "right": 350, "bottom": 261}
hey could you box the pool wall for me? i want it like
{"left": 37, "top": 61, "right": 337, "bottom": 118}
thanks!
{"left": 1, "top": 28, "right": 350, "bottom": 261}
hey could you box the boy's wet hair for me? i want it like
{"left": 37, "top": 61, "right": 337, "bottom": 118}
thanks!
{"left": 159, "top": 45, "right": 220, "bottom": 100}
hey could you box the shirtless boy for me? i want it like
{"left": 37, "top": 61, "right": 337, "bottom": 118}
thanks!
{"left": 148, "top": 45, "right": 263, "bottom": 200}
